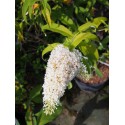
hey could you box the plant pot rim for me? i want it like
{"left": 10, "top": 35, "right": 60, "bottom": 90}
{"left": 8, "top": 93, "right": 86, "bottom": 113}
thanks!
{"left": 74, "top": 77, "right": 108, "bottom": 92}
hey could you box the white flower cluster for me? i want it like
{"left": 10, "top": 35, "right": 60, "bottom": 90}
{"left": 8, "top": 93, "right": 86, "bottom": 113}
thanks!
{"left": 42, "top": 44, "right": 83, "bottom": 115}
{"left": 76, "top": 64, "right": 92, "bottom": 81}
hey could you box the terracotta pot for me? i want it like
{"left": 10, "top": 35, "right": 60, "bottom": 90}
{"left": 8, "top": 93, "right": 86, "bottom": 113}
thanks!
{"left": 75, "top": 61, "right": 109, "bottom": 92}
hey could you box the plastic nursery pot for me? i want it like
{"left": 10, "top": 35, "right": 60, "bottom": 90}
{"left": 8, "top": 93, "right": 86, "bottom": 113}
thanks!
{"left": 75, "top": 61, "right": 109, "bottom": 92}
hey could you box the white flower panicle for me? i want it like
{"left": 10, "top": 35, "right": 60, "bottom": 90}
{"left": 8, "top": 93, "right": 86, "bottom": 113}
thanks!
{"left": 42, "top": 44, "right": 83, "bottom": 115}
{"left": 76, "top": 63, "right": 92, "bottom": 81}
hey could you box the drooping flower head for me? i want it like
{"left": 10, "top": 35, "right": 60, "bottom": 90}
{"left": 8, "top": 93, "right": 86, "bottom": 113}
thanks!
{"left": 42, "top": 44, "right": 83, "bottom": 115}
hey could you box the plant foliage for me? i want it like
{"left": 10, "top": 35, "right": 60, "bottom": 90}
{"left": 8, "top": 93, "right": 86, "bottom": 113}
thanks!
{"left": 16, "top": 0, "right": 109, "bottom": 124}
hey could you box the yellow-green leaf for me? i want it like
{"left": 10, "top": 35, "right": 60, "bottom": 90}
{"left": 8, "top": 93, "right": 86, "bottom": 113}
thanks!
{"left": 22, "top": 0, "right": 41, "bottom": 22}
{"left": 42, "top": 43, "right": 60, "bottom": 60}
{"left": 42, "top": 23, "right": 73, "bottom": 37}
{"left": 18, "top": 31, "right": 24, "bottom": 42}
{"left": 79, "top": 42, "right": 99, "bottom": 62}
{"left": 42, "top": 8, "right": 52, "bottom": 26}
{"left": 67, "top": 82, "right": 72, "bottom": 89}
{"left": 71, "top": 32, "right": 99, "bottom": 48}
{"left": 22, "top": 0, "right": 30, "bottom": 22}
{"left": 60, "top": 13, "right": 76, "bottom": 30}
{"left": 45, "top": 8, "right": 51, "bottom": 26}
{"left": 78, "top": 22, "right": 96, "bottom": 32}
{"left": 93, "top": 17, "right": 107, "bottom": 27}
{"left": 78, "top": 17, "right": 107, "bottom": 32}
{"left": 42, "top": 0, "right": 52, "bottom": 25}
{"left": 25, "top": 107, "right": 37, "bottom": 125}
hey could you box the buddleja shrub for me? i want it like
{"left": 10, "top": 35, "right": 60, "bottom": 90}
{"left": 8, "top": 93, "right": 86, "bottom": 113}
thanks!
{"left": 16, "top": 0, "right": 109, "bottom": 125}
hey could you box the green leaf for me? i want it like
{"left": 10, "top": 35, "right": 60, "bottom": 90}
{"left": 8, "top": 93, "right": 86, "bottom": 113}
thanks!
{"left": 42, "top": 23, "right": 73, "bottom": 37}
{"left": 32, "top": 95, "right": 42, "bottom": 103}
{"left": 67, "top": 82, "right": 72, "bottom": 89}
{"left": 45, "top": 8, "right": 51, "bottom": 26}
{"left": 42, "top": 43, "right": 60, "bottom": 60}
{"left": 25, "top": 107, "right": 32, "bottom": 125}
{"left": 79, "top": 41, "right": 99, "bottom": 64}
{"left": 28, "top": 0, "right": 40, "bottom": 19}
{"left": 63, "top": 37, "right": 72, "bottom": 48}
{"left": 32, "top": 116, "right": 37, "bottom": 125}
{"left": 22, "top": 0, "right": 41, "bottom": 22}
{"left": 37, "top": 106, "right": 62, "bottom": 125}
{"left": 95, "top": 67, "right": 103, "bottom": 78}
{"left": 78, "top": 17, "right": 107, "bottom": 32}
{"left": 71, "top": 32, "right": 99, "bottom": 49}
{"left": 18, "top": 31, "right": 24, "bottom": 42}
{"left": 60, "top": 13, "right": 77, "bottom": 30}
{"left": 93, "top": 17, "right": 107, "bottom": 28}
{"left": 29, "top": 84, "right": 42, "bottom": 100}
{"left": 101, "top": 36, "right": 109, "bottom": 47}
{"left": 42, "top": 0, "right": 47, "bottom": 9}
{"left": 78, "top": 22, "right": 96, "bottom": 32}
{"left": 98, "top": 43, "right": 104, "bottom": 50}
{"left": 25, "top": 107, "right": 37, "bottom": 125}
{"left": 42, "top": 1, "right": 52, "bottom": 26}
{"left": 22, "top": 0, "right": 30, "bottom": 22}
{"left": 82, "top": 57, "right": 92, "bottom": 74}
{"left": 98, "top": 35, "right": 109, "bottom": 50}
{"left": 75, "top": 6, "right": 86, "bottom": 23}
{"left": 51, "top": 5, "right": 76, "bottom": 30}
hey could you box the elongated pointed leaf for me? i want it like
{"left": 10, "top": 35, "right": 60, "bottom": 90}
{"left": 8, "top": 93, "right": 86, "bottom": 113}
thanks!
{"left": 42, "top": 0, "right": 47, "bottom": 8}
{"left": 45, "top": 8, "right": 51, "bottom": 25}
{"left": 28, "top": 6, "right": 33, "bottom": 19}
{"left": 22, "top": 0, "right": 30, "bottom": 22}
{"left": 42, "top": 0, "right": 52, "bottom": 25}
{"left": 95, "top": 67, "right": 103, "bottom": 78}
{"left": 71, "top": 32, "right": 99, "bottom": 48}
{"left": 78, "top": 17, "right": 107, "bottom": 32}
{"left": 32, "top": 116, "right": 37, "bottom": 125}
{"left": 93, "top": 17, "right": 107, "bottom": 27}
{"left": 42, "top": 23, "right": 73, "bottom": 37}
{"left": 22, "top": 0, "right": 41, "bottom": 21}
{"left": 32, "top": 95, "right": 42, "bottom": 103}
{"left": 28, "top": 2, "right": 40, "bottom": 18}
{"left": 60, "top": 14, "right": 77, "bottom": 30}
{"left": 78, "top": 22, "right": 96, "bottom": 32}
{"left": 42, "top": 43, "right": 60, "bottom": 59}
{"left": 42, "top": 8, "right": 51, "bottom": 26}
{"left": 25, "top": 107, "right": 37, "bottom": 125}
{"left": 25, "top": 107, "right": 32, "bottom": 125}
{"left": 29, "top": 84, "right": 42, "bottom": 100}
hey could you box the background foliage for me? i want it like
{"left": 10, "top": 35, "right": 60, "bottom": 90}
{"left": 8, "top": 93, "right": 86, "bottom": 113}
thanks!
{"left": 15, "top": 0, "right": 109, "bottom": 124}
